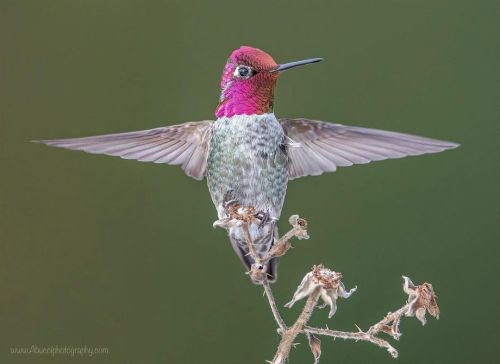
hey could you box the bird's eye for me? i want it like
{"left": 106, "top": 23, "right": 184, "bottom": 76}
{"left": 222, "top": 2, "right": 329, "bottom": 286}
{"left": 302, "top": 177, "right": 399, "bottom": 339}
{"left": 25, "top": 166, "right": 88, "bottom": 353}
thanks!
{"left": 234, "top": 65, "right": 254, "bottom": 79}
{"left": 238, "top": 67, "right": 250, "bottom": 77}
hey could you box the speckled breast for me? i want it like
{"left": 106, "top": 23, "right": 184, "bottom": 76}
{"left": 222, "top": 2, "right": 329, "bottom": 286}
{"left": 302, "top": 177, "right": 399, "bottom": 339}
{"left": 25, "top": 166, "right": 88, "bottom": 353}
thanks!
{"left": 207, "top": 113, "right": 289, "bottom": 219}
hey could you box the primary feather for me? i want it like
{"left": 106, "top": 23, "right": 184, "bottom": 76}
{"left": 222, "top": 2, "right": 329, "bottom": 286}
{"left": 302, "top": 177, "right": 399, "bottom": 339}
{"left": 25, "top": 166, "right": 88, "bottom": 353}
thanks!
{"left": 279, "top": 119, "right": 459, "bottom": 179}
{"left": 35, "top": 121, "right": 212, "bottom": 180}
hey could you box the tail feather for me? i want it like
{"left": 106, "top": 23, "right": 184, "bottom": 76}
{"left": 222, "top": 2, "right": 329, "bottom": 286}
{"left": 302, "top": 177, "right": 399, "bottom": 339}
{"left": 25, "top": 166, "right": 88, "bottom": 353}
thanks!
{"left": 228, "top": 223, "right": 279, "bottom": 284}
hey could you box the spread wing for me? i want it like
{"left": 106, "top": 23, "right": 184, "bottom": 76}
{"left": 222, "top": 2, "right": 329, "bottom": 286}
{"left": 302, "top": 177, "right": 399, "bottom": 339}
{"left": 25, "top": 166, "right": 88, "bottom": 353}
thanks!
{"left": 280, "top": 118, "right": 459, "bottom": 180}
{"left": 35, "top": 121, "right": 213, "bottom": 180}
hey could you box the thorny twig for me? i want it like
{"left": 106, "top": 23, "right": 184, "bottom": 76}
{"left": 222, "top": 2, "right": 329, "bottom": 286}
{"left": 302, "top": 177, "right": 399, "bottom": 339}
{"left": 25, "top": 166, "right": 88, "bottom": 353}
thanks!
{"left": 214, "top": 209, "right": 440, "bottom": 363}
{"left": 262, "top": 279, "right": 287, "bottom": 333}
{"left": 272, "top": 287, "right": 321, "bottom": 364}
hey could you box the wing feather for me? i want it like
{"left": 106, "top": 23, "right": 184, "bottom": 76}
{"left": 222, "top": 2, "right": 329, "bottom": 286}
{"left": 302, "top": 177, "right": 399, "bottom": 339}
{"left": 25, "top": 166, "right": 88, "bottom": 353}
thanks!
{"left": 35, "top": 121, "right": 213, "bottom": 180}
{"left": 280, "top": 118, "right": 459, "bottom": 180}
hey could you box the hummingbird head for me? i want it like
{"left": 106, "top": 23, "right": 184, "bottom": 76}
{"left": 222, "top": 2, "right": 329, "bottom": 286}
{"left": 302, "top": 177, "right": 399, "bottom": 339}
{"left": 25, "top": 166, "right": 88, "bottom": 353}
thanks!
{"left": 215, "top": 46, "right": 322, "bottom": 118}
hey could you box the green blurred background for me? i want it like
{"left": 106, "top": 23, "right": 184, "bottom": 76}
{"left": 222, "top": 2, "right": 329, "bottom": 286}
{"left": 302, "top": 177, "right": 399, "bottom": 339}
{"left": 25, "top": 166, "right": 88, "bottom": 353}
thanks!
{"left": 1, "top": 1, "right": 498, "bottom": 363}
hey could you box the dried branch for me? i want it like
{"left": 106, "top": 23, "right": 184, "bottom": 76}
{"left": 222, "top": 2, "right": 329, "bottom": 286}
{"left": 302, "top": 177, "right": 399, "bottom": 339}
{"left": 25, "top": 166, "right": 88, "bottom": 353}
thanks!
{"left": 303, "top": 304, "right": 408, "bottom": 358}
{"left": 272, "top": 287, "right": 321, "bottom": 364}
{"left": 262, "top": 279, "right": 287, "bottom": 333}
{"left": 213, "top": 209, "right": 440, "bottom": 363}
{"left": 280, "top": 266, "right": 438, "bottom": 362}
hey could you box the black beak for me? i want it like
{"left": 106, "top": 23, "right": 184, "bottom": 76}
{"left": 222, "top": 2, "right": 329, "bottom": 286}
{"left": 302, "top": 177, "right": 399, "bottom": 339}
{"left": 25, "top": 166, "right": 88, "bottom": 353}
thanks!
{"left": 270, "top": 58, "right": 323, "bottom": 73}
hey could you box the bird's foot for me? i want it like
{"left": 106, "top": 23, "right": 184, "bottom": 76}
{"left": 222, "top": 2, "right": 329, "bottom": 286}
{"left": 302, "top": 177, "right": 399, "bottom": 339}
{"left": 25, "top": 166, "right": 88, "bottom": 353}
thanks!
{"left": 254, "top": 211, "right": 270, "bottom": 227}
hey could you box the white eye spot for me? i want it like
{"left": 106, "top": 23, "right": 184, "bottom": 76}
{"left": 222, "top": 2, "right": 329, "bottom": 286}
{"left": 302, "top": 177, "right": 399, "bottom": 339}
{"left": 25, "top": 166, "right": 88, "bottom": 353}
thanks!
{"left": 234, "top": 65, "right": 254, "bottom": 79}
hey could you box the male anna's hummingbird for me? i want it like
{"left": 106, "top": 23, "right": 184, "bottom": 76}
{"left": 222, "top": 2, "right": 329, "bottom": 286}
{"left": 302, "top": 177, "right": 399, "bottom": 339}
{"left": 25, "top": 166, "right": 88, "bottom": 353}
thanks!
{"left": 37, "top": 46, "right": 458, "bottom": 283}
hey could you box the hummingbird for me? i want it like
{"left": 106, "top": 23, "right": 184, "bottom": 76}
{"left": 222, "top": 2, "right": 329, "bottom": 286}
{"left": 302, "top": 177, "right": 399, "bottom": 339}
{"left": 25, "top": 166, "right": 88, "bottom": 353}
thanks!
{"left": 37, "top": 46, "right": 458, "bottom": 283}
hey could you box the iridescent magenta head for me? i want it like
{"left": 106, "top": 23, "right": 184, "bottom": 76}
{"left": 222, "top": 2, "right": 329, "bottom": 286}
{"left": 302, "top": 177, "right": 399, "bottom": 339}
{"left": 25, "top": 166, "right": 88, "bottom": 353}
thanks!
{"left": 215, "top": 46, "right": 322, "bottom": 118}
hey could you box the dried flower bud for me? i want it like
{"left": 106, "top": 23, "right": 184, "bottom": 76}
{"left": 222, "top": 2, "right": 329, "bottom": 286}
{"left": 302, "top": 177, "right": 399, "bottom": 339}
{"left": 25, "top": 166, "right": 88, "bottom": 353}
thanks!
{"left": 266, "top": 240, "right": 291, "bottom": 258}
{"left": 288, "top": 215, "right": 309, "bottom": 240}
{"left": 247, "top": 263, "right": 268, "bottom": 283}
{"left": 213, "top": 217, "right": 242, "bottom": 229}
{"left": 402, "top": 276, "right": 440, "bottom": 325}
{"left": 213, "top": 205, "right": 262, "bottom": 230}
{"left": 285, "top": 265, "right": 357, "bottom": 318}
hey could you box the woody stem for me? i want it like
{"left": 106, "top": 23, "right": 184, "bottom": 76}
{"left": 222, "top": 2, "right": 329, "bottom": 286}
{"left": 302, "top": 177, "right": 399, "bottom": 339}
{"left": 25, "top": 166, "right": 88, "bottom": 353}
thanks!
{"left": 271, "top": 287, "right": 321, "bottom": 364}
